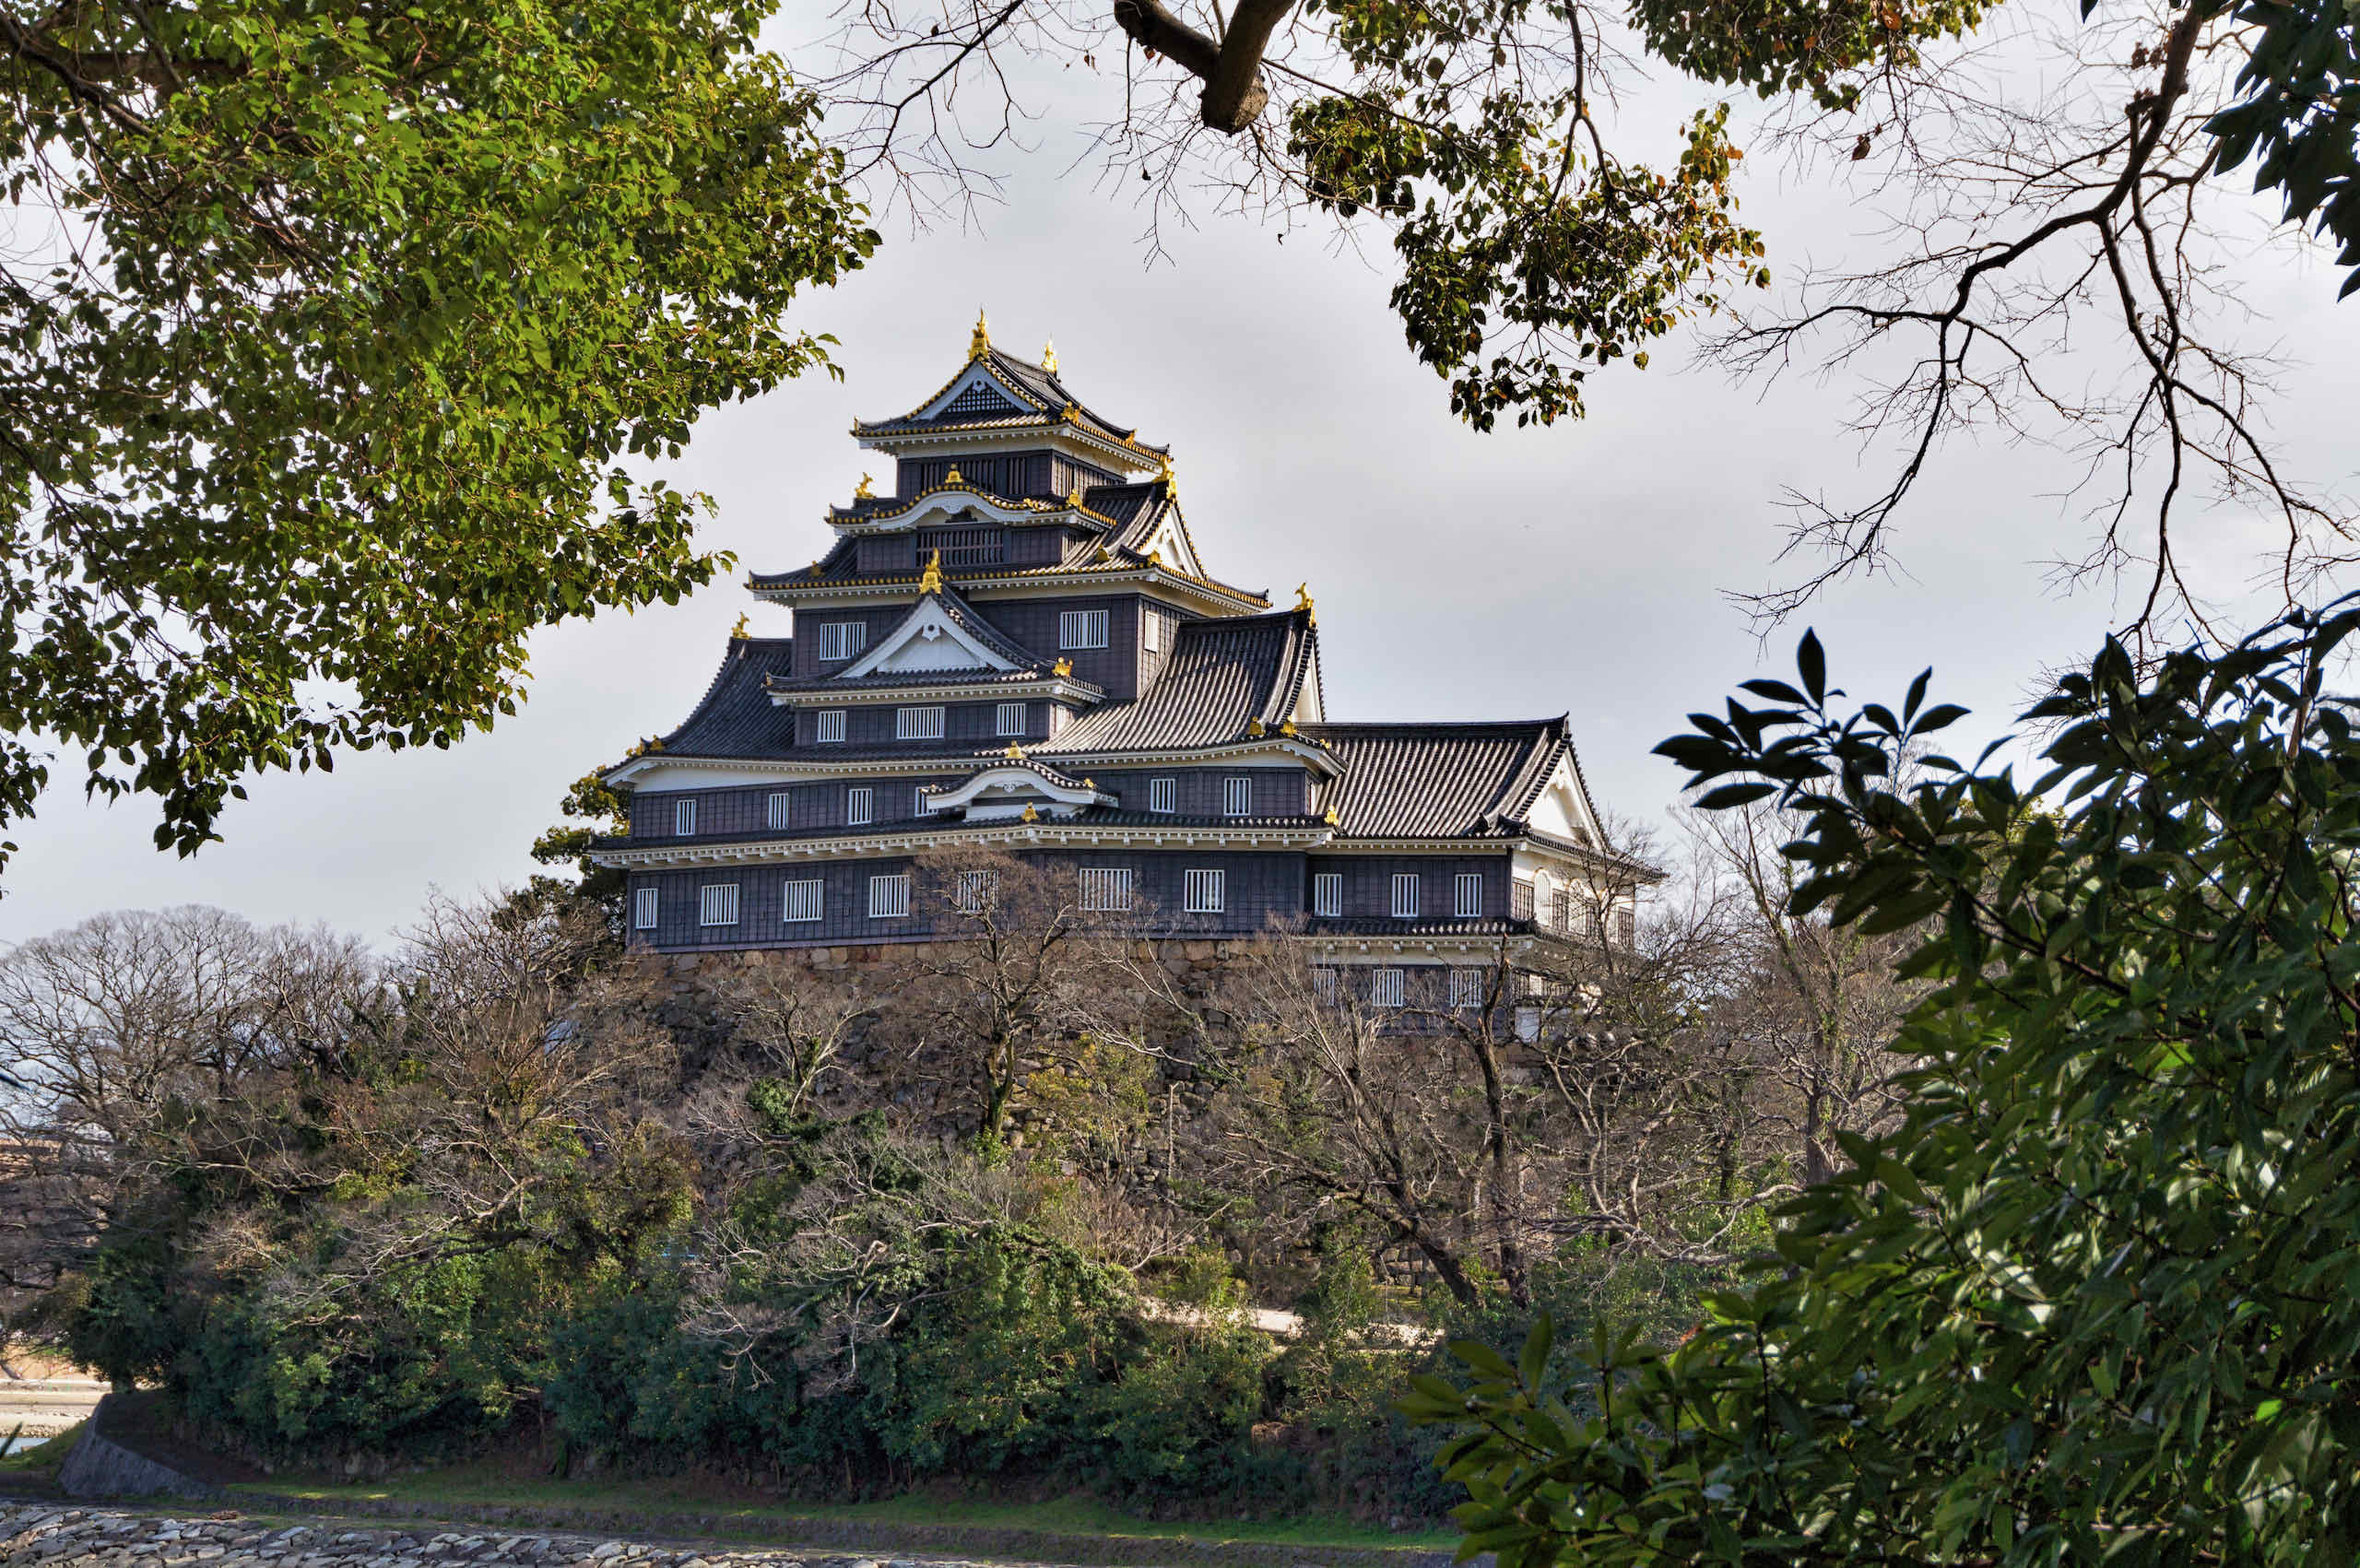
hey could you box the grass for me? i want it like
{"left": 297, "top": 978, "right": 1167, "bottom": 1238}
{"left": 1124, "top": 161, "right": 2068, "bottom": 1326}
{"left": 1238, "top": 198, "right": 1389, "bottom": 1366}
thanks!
{"left": 0, "top": 1421, "right": 83, "bottom": 1471}
{"left": 232, "top": 1462, "right": 1459, "bottom": 1553}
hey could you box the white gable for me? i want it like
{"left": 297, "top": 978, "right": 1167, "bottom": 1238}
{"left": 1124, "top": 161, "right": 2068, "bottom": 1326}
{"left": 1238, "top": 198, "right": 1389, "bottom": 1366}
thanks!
{"left": 840, "top": 598, "right": 1020, "bottom": 678}
{"left": 915, "top": 367, "right": 1037, "bottom": 424}
{"left": 1523, "top": 755, "right": 1601, "bottom": 847}
{"left": 1138, "top": 511, "right": 1205, "bottom": 577}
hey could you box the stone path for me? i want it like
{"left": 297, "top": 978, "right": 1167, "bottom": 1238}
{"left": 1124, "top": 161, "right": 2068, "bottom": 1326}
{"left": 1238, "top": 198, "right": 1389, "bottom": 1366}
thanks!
{"left": 0, "top": 1506, "right": 1003, "bottom": 1568}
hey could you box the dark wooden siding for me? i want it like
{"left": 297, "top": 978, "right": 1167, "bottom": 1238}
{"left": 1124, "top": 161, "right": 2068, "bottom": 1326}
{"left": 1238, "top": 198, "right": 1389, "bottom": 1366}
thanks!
{"left": 1305, "top": 854, "right": 1516, "bottom": 919}
{"left": 1089, "top": 767, "right": 1310, "bottom": 817}
{"left": 792, "top": 607, "right": 906, "bottom": 678}
{"left": 981, "top": 595, "right": 1139, "bottom": 698}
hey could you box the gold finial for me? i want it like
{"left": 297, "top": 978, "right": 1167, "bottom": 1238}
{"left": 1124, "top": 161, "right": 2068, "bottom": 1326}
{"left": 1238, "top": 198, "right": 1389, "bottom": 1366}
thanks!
{"left": 648, "top": 736, "right": 665, "bottom": 751}
{"left": 1021, "top": 803, "right": 1039, "bottom": 822}
{"left": 1052, "top": 656, "right": 1073, "bottom": 677}
{"left": 1005, "top": 742, "right": 1025, "bottom": 760}
{"left": 1295, "top": 583, "right": 1316, "bottom": 625}
{"left": 1083, "top": 778, "right": 1095, "bottom": 788}
{"left": 1323, "top": 806, "right": 1339, "bottom": 826}
{"left": 1060, "top": 401, "right": 1081, "bottom": 424}
{"left": 1246, "top": 717, "right": 1267, "bottom": 737}
{"left": 730, "top": 612, "right": 750, "bottom": 640}
{"left": 969, "top": 309, "right": 991, "bottom": 360}
{"left": 1092, "top": 542, "right": 1113, "bottom": 564}
{"left": 1147, "top": 548, "right": 1163, "bottom": 567}
{"left": 1066, "top": 484, "right": 1085, "bottom": 509}
{"left": 855, "top": 473, "right": 875, "bottom": 500}
{"left": 1157, "top": 452, "right": 1176, "bottom": 494}
{"left": 946, "top": 466, "right": 964, "bottom": 486}
{"left": 1280, "top": 718, "right": 1297, "bottom": 737}
{"left": 918, "top": 550, "right": 943, "bottom": 594}
{"left": 1042, "top": 340, "right": 1057, "bottom": 373}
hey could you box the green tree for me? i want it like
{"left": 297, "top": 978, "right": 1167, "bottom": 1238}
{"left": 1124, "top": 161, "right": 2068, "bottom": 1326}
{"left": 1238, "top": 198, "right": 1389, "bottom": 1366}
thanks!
{"left": 525, "top": 771, "right": 634, "bottom": 933}
{"left": 1410, "top": 606, "right": 2360, "bottom": 1562}
{"left": 0, "top": 0, "right": 875, "bottom": 879}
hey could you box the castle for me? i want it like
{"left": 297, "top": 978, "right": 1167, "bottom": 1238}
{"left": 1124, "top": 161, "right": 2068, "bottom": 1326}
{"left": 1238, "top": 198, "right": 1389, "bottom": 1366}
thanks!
{"left": 596, "top": 318, "right": 1646, "bottom": 1002}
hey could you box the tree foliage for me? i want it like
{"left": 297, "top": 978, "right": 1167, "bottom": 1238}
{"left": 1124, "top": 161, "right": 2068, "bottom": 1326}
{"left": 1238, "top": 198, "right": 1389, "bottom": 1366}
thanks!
{"left": 1414, "top": 603, "right": 2360, "bottom": 1562}
{"left": 0, "top": 0, "right": 875, "bottom": 878}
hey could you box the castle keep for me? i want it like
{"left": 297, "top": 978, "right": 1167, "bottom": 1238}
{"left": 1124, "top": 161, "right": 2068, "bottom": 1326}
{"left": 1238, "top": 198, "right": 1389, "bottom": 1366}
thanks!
{"left": 596, "top": 320, "right": 1646, "bottom": 994}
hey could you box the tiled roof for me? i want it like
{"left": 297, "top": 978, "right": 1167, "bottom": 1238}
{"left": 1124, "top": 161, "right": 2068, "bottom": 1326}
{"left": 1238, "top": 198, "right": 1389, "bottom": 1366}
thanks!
{"left": 767, "top": 582, "right": 1055, "bottom": 692}
{"left": 853, "top": 348, "right": 1167, "bottom": 455}
{"left": 1302, "top": 720, "right": 1569, "bottom": 838}
{"left": 599, "top": 807, "right": 1325, "bottom": 852}
{"left": 1040, "top": 609, "right": 1320, "bottom": 755}
{"left": 651, "top": 638, "right": 798, "bottom": 759}
{"left": 1304, "top": 916, "right": 1537, "bottom": 937}
{"left": 763, "top": 668, "right": 1106, "bottom": 698}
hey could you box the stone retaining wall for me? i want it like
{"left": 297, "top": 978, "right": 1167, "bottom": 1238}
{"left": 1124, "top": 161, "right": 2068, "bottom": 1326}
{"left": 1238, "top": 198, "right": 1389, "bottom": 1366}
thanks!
{"left": 55, "top": 1402, "right": 220, "bottom": 1503}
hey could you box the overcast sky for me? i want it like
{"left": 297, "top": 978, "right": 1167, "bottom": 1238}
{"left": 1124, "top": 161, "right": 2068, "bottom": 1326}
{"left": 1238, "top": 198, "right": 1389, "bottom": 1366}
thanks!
{"left": 4, "top": 28, "right": 2354, "bottom": 949}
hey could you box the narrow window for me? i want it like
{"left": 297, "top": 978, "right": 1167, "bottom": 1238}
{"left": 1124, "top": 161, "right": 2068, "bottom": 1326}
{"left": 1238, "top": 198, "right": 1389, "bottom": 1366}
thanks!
{"left": 846, "top": 786, "right": 873, "bottom": 826}
{"left": 813, "top": 709, "right": 846, "bottom": 744}
{"left": 674, "top": 797, "right": 697, "bottom": 837}
{"left": 1448, "top": 968, "right": 1485, "bottom": 1010}
{"left": 997, "top": 701, "right": 1027, "bottom": 737}
{"left": 1511, "top": 878, "right": 1535, "bottom": 921}
{"left": 1370, "top": 967, "right": 1406, "bottom": 1008}
{"left": 1313, "top": 872, "right": 1342, "bottom": 917}
{"left": 1454, "top": 872, "right": 1483, "bottom": 918}
{"left": 632, "top": 887, "right": 658, "bottom": 931}
{"left": 868, "top": 873, "right": 912, "bottom": 919}
{"left": 1148, "top": 777, "right": 1176, "bottom": 814}
{"left": 1312, "top": 968, "right": 1339, "bottom": 1006}
{"left": 1617, "top": 906, "right": 1637, "bottom": 948}
{"left": 954, "top": 869, "right": 997, "bottom": 914}
{"left": 1059, "top": 608, "right": 1109, "bottom": 649}
{"left": 914, "top": 785, "right": 929, "bottom": 818}
{"left": 1184, "top": 868, "right": 1225, "bottom": 914}
{"left": 1080, "top": 867, "right": 1134, "bottom": 912}
{"left": 766, "top": 792, "right": 792, "bottom": 831}
{"left": 1390, "top": 873, "right": 1421, "bottom": 919}
{"left": 698, "top": 883, "right": 740, "bottom": 927}
{"left": 782, "top": 879, "right": 823, "bottom": 923}
{"left": 818, "top": 621, "right": 867, "bottom": 662}
{"left": 1552, "top": 889, "right": 1572, "bottom": 930}
{"left": 897, "top": 705, "right": 945, "bottom": 740}
{"left": 1223, "top": 776, "right": 1251, "bottom": 817}
{"left": 1142, "top": 612, "right": 1163, "bottom": 654}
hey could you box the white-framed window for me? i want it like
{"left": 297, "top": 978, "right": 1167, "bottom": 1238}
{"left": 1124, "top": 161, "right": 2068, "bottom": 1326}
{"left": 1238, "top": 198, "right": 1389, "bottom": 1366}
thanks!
{"left": 1448, "top": 968, "right": 1485, "bottom": 1010}
{"left": 632, "top": 887, "right": 658, "bottom": 931}
{"left": 674, "top": 797, "right": 697, "bottom": 837}
{"left": 1552, "top": 889, "right": 1572, "bottom": 930}
{"left": 1390, "top": 873, "right": 1421, "bottom": 919}
{"left": 766, "top": 792, "right": 792, "bottom": 831}
{"left": 812, "top": 709, "right": 846, "bottom": 744}
{"left": 1370, "top": 967, "right": 1406, "bottom": 1008}
{"left": 1454, "top": 872, "right": 1483, "bottom": 918}
{"left": 896, "top": 705, "right": 945, "bottom": 740}
{"left": 782, "top": 879, "right": 823, "bottom": 923}
{"left": 1313, "top": 872, "right": 1342, "bottom": 917}
{"left": 954, "top": 868, "right": 997, "bottom": 914}
{"left": 997, "top": 701, "right": 1027, "bottom": 737}
{"left": 846, "top": 786, "right": 873, "bottom": 826}
{"left": 1059, "top": 608, "right": 1109, "bottom": 649}
{"left": 1079, "top": 867, "right": 1134, "bottom": 912}
{"left": 1223, "top": 776, "right": 1252, "bottom": 817}
{"left": 699, "top": 883, "right": 740, "bottom": 927}
{"left": 1143, "top": 612, "right": 1164, "bottom": 653}
{"left": 817, "top": 621, "right": 867, "bottom": 662}
{"left": 1512, "top": 878, "right": 1535, "bottom": 920}
{"left": 1148, "top": 777, "right": 1176, "bottom": 814}
{"left": 914, "top": 785, "right": 930, "bottom": 817}
{"left": 1185, "top": 868, "right": 1225, "bottom": 914}
{"left": 868, "top": 873, "right": 912, "bottom": 919}
{"left": 1617, "top": 906, "right": 1637, "bottom": 948}
{"left": 1312, "top": 968, "right": 1339, "bottom": 1006}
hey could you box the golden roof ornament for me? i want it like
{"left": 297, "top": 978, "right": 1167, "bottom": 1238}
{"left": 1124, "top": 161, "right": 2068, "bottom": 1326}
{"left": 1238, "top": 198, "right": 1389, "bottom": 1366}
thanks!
{"left": 1066, "top": 484, "right": 1085, "bottom": 509}
{"left": 1005, "top": 742, "right": 1026, "bottom": 760}
{"left": 855, "top": 473, "right": 875, "bottom": 500}
{"left": 1147, "top": 548, "right": 1163, "bottom": 566}
{"left": 919, "top": 550, "right": 944, "bottom": 595}
{"left": 969, "top": 309, "right": 991, "bottom": 360}
{"left": 1042, "top": 340, "right": 1057, "bottom": 373}
{"left": 730, "top": 612, "right": 750, "bottom": 640}
{"left": 1083, "top": 778, "right": 1095, "bottom": 788}
{"left": 946, "top": 466, "right": 964, "bottom": 486}
{"left": 1158, "top": 452, "right": 1177, "bottom": 495}
{"left": 1020, "top": 803, "right": 1039, "bottom": 822}
{"left": 1246, "top": 717, "right": 1267, "bottom": 737}
{"left": 1323, "top": 806, "right": 1340, "bottom": 826}
{"left": 1060, "top": 401, "right": 1081, "bottom": 424}
{"left": 647, "top": 736, "right": 665, "bottom": 751}
{"left": 1295, "top": 583, "right": 1316, "bottom": 626}
{"left": 1052, "top": 656, "right": 1073, "bottom": 677}
{"left": 1279, "top": 718, "right": 1297, "bottom": 737}
{"left": 1092, "top": 542, "right": 1113, "bottom": 564}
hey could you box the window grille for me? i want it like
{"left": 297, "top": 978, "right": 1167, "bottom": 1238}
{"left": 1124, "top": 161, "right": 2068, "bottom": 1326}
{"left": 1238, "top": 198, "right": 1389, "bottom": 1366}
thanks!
{"left": 1184, "top": 868, "right": 1225, "bottom": 914}
{"left": 766, "top": 792, "right": 792, "bottom": 831}
{"left": 897, "top": 705, "right": 945, "bottom": 740}
{"left": 1448, "top": 968, "right": 1485, "bottom": 1010}
{"left": 699, "top": 883, "right": 740, "bottom": 927}
{"left": 846, "top": 786, "right": 873, "bottom": 826}
{"left": 1390, "top": 873, "right": 1421, "bottom": 919}
{"left": 1143, "top": 613, "right": 1163, "bottom": 654}
{"left": 997, "top": 702, "right": 1027, "bottom": 737}
{"left": 633, "top": 888, "right": 658, "bottom": 931}
{"left": 817, "top": 621, "right": 867, "bottom": 662}
{"left": 1148, "top": 777, "right": 1176, "bottom": 814}
{"left": 813, "top": 709, "right": 846, "bottom": 744}
{"left": 1511, "top": 879, "right": 1535, "bottom": 920}
{"left": 1313, "top": 872, "right": 1342, "bottom": 917}
{"left": 1617, "top": 906, "right": 1637, "bottom": 948}
{"left": 1552, "top": 889, "right": 1572, "bottom": 931}
{"left": 1080, "top": 867, "right": 1134, "bottom": 912}
{"left": 945, "top": 382, "right": 1023, "bottom": 419}
{"left": 930, "top": 526, "right": 1005, "bottom": 567}
{"left": 674, "top": 797, "right": 697, "bottom": 837}
{"left": 1370, "top": 968, "right": 1406, "bottom": 1008}
{"left": 1223, "top": 776, "right": 1252, "bottom": 817}
{"left": 868, "top": 873, "right": 912, "bottom": 919}
{"left": 1059, "top": 608, "right": 1108, "bottom": 649}
{"left": 1454, "top": 873, "right": 1483, "bottom": 918}
{"left": 782, "top": 879, "right": 823, "bottom": 923}
{"left": 954, "top": 869, "right": 997, "bottom": 914}
{"left": 1312, "top": 969, "right": 1339, "bottom": 1006}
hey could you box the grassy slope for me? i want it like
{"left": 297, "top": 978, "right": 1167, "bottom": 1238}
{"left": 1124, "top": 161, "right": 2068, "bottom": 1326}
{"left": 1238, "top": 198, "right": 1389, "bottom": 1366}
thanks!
{"left": 0, "top": 1422, "right": 82, "bottom": 1472}
{"left": 234, "top": 1465, "right": 1458, "bottom": 1552}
